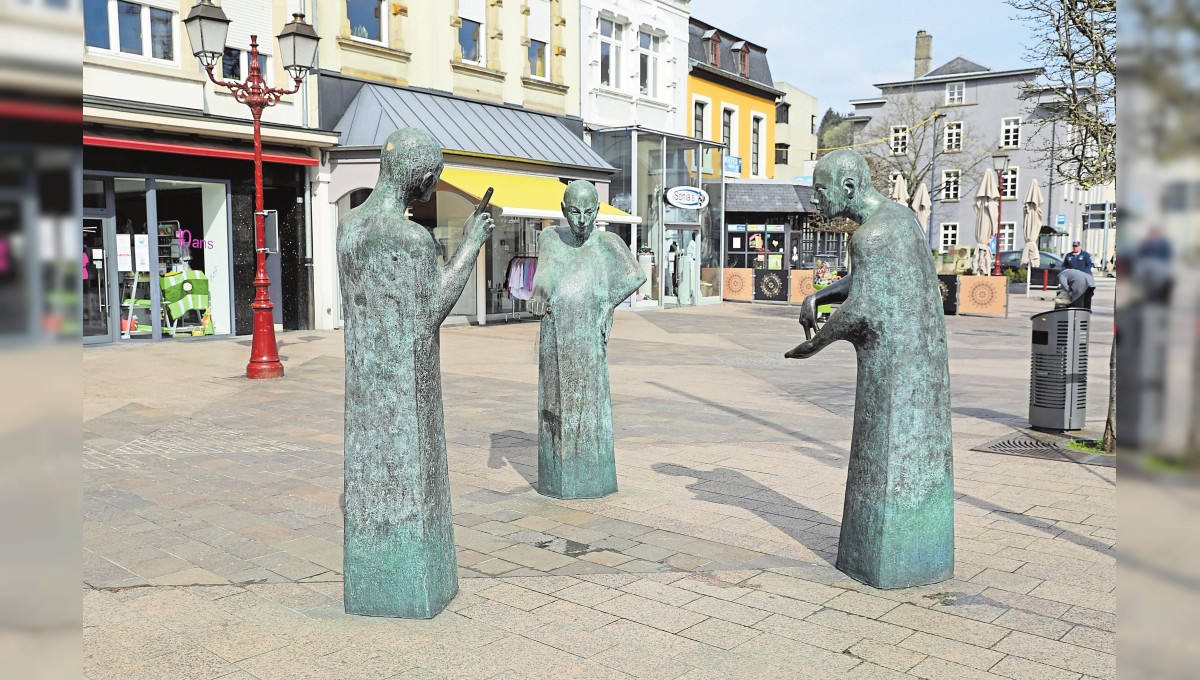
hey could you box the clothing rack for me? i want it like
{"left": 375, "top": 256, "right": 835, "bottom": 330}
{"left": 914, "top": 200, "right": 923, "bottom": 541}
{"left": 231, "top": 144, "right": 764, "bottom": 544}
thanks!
{"left": 501, "top": 253, "right": 539, "bottom": 323}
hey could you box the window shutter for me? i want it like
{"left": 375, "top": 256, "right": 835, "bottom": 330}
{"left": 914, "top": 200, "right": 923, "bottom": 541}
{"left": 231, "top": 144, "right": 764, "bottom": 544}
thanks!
{"left": 528, "top": 0, "right": 550, "bottom": 44}
{"left": 220, "top": 0, "right": 274, "bottom": 55}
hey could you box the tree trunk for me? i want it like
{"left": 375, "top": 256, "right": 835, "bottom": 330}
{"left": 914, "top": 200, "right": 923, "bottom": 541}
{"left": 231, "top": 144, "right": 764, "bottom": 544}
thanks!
{"left": 1102, "top": 337, "right": 1116, "bottom": 454}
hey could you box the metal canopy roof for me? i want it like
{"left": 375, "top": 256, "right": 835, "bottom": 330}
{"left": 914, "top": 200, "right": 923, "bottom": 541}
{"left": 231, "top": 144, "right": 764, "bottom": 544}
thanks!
{"left": 332, "top": 84, "right": 613, "bottom": 172}
{"left": 725, "top": 181, "right": 813, "bottom": 214}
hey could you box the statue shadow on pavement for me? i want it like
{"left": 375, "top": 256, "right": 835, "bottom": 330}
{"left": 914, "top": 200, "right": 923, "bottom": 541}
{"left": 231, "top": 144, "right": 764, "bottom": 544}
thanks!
{"left": 652, "top": 462, "right": 840, "bottom": 567}
{"left": 488, "top": 430, "right": 540, "bottom": 491}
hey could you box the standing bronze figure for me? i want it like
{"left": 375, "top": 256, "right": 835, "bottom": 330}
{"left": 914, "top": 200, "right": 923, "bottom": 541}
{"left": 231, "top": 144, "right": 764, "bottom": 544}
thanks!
{"left": 531, "top": 181, "right": 646, "bottom": 499}
{"left": 786, "top": 149, "right": 954, "bottom": 589}
{"left": 337, "top": 128, "right": 494, "bottom": 617}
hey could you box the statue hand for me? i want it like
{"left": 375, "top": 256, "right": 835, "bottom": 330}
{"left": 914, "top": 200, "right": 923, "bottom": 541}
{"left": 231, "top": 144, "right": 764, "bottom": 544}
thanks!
{"left": 529, "top": 296, "right": 550, "bottom": 317}
{"left": 465, "top": 209, "right": 495, "bottom": 244}
{"left": 797, "top": 294, "right": 819, "bottom": 341}
{"left": 784, "top": 338, "right": 819, "bottom": 360}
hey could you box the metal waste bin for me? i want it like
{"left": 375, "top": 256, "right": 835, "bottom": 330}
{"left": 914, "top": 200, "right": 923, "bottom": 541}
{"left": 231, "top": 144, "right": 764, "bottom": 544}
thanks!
{"left": 1029, "top": 307, "right": 1091, "bottom": 430}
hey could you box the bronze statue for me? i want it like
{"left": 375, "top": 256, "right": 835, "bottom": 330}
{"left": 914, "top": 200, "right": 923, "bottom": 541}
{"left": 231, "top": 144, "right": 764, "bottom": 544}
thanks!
{"left": 786, "top": 149, "right": 954, "bottom": 589}
{"left": 337, "top": 128, "right": 494, "bottom": 617}
{"left": 530, "top": 181, "right": 646, "bottom": 499}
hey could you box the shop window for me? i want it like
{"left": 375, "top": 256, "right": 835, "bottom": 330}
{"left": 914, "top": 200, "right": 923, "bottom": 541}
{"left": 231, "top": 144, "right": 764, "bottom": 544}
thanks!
{"left": 85, "top": 0, "right": 177, "bottom": 64}
{"left": 347, "top": 0, "right": 384, "bottom": 43}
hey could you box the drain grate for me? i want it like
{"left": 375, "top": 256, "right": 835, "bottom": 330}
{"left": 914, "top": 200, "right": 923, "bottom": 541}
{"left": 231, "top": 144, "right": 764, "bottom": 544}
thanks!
{"left": 972, "top": 432, "right": 1115, "bottom": 467}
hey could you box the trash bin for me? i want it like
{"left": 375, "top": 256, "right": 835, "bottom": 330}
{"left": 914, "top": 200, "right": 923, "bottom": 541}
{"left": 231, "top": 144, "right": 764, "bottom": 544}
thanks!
{"left": 1029, "top": 307, "right": 1091, "bottom": 430}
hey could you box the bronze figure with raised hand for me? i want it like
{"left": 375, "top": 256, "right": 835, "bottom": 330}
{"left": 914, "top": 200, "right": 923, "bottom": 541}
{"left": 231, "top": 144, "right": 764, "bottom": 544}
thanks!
{"left": 786, "top": 149, "right": 955, "bottom": 589}
{"left": 337, "top": 127, "right": 494, "bottom": 618}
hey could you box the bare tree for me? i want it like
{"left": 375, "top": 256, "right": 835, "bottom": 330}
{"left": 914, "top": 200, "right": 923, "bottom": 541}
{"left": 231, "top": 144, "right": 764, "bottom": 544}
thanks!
{"left": 1009, "top": 0, "right": 1115, "bottom": 188}
{"left": 857, "top": 89, "right": 992, "bottom": 202}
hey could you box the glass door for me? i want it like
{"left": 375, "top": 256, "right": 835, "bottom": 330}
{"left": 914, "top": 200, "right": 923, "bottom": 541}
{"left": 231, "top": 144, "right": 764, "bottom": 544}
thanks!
{"left": 663, "top": 227, "right": 700, "bottom": 307}
{"left": 82, "top": 217, "right": 114, "bottom": 342}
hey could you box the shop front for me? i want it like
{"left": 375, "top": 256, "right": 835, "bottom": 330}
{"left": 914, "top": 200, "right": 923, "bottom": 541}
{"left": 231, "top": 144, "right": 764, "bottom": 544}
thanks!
{"left": 317, "top": 77, "right": 636, "bottom": 328}
{"left": 82, "top": 126, "right": 333, "bottom": 344}
{"left": 591, "top": 128, "right": 725, "bottom": 308}
{"left": 724, "top": 180, "right": 846, "bottom": 304}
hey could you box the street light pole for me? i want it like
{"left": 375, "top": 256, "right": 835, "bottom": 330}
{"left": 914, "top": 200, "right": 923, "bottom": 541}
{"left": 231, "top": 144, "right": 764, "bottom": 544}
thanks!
{"left": 185, "top": 2, "right": 319, "bottom": 379}
{"left": 991, "top": 152, "right": 1009, "bottom": 277}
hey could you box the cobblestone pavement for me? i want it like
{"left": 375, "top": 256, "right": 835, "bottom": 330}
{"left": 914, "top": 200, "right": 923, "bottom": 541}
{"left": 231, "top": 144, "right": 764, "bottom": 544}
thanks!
{"left": 83, "top": 285, "right": 1116, "bottom": 680}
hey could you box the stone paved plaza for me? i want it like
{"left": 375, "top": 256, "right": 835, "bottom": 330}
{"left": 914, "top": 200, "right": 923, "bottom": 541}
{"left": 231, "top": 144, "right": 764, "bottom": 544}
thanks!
{"left": 83, "top": 285, "right": 1116, "bottom": 680}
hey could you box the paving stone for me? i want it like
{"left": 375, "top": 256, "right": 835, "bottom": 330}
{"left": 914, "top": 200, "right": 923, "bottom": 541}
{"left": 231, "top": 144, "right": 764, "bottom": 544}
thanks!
{"left": 989, "top": 654, "right": 1084, "bottom": 680}
{"left": 805, "top": 608, "right": 912, "bottom": 645}
{"left": 490, "top": 543, "right": 577, "bottom": 571}
{"left": 993, "top": 631, "right": 1116, "bottom": 678}
{"left": 908, "top": 656, "right": 1009, "bottom": 680}
{"left": 1060, "top": 607, "right": 1115, "bottom": 633}
{"left": 742, "top": 571, "right": 843, "bottom": 605}
{"left": 823, "top": 590, "right": 902, "bottom": 619}
{"left": 1059, "top": 625, "right": 1115, "bottom": 654}
{"left": 679, "top": 617, "right": 761, "bottom": 650}
{"left": 732, "top": 590, "right": 822, "bottom": 620}
{"left": 846, "top": 639, "right": 927, "bottom": 672}
{"left": 594, "top": 593, "right": 709, "bottom": 634}
{"left": 619, "top": 579, "right": 703, "bottom": 607}
{"left": 992, "top": 609, "right": 1073, "bottom": 639}
{"left": 733, "top": 632, "right": 860, "bottom": 674}
{"left": 898, "top": 630, "right": 1003, "bottom": 670}
{"left": 555, "top": 581, "right": 624, "bottom": 607}
{"left": 880, "top": 604, "right": 1008, "bottom": 648}
{"left": 682, "top": 595, "right": 771, "bottom": 626}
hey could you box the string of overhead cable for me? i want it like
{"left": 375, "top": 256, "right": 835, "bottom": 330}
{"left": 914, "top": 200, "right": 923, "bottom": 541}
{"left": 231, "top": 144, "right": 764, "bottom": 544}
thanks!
{"left": 816, "top": 114, "right": 939, "bottom": 152}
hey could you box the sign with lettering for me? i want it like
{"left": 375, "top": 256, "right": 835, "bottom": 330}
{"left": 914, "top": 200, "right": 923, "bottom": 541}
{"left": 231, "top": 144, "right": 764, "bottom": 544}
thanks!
{"left": 665, "top": 186, "right": 710, "bottom": 210}
{"left": 723, "top": 154, "right": 742, "bottom": 176}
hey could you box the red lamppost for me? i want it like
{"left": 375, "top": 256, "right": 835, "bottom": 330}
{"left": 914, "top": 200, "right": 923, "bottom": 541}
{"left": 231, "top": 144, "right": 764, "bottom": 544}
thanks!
{"left": 991, "top": 152, "right": 1010, "bottom": 277}
{"left": 184, "top": 0, "right": 319, "bottom": 379}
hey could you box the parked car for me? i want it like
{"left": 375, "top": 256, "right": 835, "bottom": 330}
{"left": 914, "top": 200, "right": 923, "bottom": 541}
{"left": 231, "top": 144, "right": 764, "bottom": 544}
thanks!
{"left": 998, "top": 250, "right": 1064, "bottom": 287}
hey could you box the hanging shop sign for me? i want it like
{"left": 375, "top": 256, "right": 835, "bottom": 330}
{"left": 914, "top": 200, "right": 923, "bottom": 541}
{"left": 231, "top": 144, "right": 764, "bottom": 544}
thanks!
{"left": 723, "top": 155, "right": 742, "bottom": 176}
{"left": 665, "top": 186, "right": 710, "bottom": 210}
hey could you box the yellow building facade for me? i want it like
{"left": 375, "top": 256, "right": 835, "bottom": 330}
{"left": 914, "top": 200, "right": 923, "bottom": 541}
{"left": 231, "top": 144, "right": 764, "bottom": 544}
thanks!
{"left": 686, "top": 19, "right": 782, "bottom": 180}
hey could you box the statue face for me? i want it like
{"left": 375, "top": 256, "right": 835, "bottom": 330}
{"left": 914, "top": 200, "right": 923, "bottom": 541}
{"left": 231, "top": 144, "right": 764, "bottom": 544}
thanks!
{"left": 562, "top": 192, "right": 598, "bottom": 238}
{"left": 811, "top": 169, "right": 850, "bottom": 219}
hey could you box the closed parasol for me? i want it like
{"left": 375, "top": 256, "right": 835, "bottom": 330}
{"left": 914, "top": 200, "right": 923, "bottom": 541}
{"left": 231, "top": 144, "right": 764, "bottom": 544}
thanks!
{"left": 1021, "top": 179, "right": 1043, "bottom": 267}
{"left": 972, "top": 170, "right": 1000, "bottom": 275}
{"left": 889, "top": 174, "right": 910, "bottom": 205}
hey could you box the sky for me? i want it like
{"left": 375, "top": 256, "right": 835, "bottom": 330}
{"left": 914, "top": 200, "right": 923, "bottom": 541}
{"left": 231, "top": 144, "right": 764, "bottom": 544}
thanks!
{"left": 687, "top": 0, "right": 1039, "bottom": 115}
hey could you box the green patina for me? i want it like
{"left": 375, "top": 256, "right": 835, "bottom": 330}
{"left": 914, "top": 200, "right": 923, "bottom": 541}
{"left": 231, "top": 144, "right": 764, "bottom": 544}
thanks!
{"left": 337, "top": 128, "right": 494, "bottom": 617}
{"left": 786, "top": 149, "right": 955, "bottom": 589}
{"left": 530, "top": 181, "right": 646, "bottom": 499}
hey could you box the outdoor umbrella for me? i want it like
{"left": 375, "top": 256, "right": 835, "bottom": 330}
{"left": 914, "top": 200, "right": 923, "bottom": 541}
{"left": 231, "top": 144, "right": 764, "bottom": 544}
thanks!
{"left": 890, "top": 174, "right": 910, "bottom": 205}
{"left": 911, "top": 182, "right": 932, "bottom": 241}
{"left": 1021, "top": 179, "right": 1043, "bottom": 267}
{"left": 972, "top": 169, "right": 1000, "bottom": 275}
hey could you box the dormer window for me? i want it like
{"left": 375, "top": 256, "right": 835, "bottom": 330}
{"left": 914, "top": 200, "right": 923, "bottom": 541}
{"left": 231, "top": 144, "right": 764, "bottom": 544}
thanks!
{"left": 703, "top": 29, "right": 720, "bottom": 67}
{"left": 732, "top": 41, "right": 749, "bottom": 77}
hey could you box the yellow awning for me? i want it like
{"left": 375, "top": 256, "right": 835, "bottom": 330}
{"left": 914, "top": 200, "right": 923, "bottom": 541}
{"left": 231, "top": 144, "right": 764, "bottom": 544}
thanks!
{"left": 438, "top": 166, "right": 639, "bottom": 224}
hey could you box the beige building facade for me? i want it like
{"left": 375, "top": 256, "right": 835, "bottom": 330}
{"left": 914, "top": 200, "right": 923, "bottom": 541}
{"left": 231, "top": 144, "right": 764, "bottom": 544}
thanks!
{"left": 772, "top": 81, "right": 819, "bottom": 183}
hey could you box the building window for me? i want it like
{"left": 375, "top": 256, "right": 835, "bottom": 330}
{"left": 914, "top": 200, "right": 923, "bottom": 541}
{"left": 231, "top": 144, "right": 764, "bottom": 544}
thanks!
{"left": 528, "top": 0, "right": 550, "bottom": 79}
{"left": 940, "top": 223, "right": 959, "bottom": 251}
{"left": 638, "top": 31, "right": 660, "bottom": 97}
{"left": 347, "top": 0, "right": 384, "bottom": 43}
{"left": 1001, "top": 116, "right": 1022, "bottom": 149}
{"left": 694, "top": 101, "right": 707, "bottom": 139}
{"left": 775, "top": 144, "right": 789, "bottom": 165}
{"left": 944, "top": 121, "right": 962, "bottom": 152}
{"left": 999, "top": 222, "right": 1016, "bottom": 251}
{"left": 737, "top": 47, "right": 749, "bottom": 77}
{"left": 84, "top": 0, "right": 177, "bottom": 63}
{"left": 890, "top": 126, "right": 908, "bottom": 155}
{"left": 707, "top": 33, "right": 720, "bottom": 67}
{"left": 751, "top": 116, "right": 761, "bottom": 175}
{"left": 776, "top": 101, "right": 789, "bottom": 124}
{"left": 722, "top": 108, "right": 733, "bottom": 147}
{"left": 459, "top": 18, "right": 483, "bottom": 63}
{"left": 599, "top": 18, "right": 622, "bottom": 88}
{"left": 1001, "top": 167, "right": 1018, "bottom": 199}
{"left": 811, "top": 114, "right": 817, "bottom": 135}
{"left": 942, "top": 169, "right": 961, "bottom": 200}
{"left": 219, "top": 49, "right": 270, "bottom": 85}
{"left": 946, "top": 81, "right": 964, "bottom": 105}
{"left": 528, "top": 39, "right": 548, "bottom": 78}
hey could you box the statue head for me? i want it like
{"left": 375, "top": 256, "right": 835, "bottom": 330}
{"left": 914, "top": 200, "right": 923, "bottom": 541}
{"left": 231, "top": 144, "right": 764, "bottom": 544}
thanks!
{"left": 811, "top": 149, "right": 872, "bottom": 220}
{"left": 378, "top": 128, "right": 443, "bottom": 205}
{"left": 561, "top": 180, "right": 599, "bottom": 240}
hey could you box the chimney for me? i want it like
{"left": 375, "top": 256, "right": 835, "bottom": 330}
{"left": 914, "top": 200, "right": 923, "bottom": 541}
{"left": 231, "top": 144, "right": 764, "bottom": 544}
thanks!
{"left": 914, "top": 30, "right": 932, "bottom": 78}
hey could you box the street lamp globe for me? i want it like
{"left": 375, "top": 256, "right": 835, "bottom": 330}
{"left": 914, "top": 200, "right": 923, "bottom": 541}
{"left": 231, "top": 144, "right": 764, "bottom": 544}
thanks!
{"left": 277, "top": 13, "right": 320, "bottom": 81}
{"left": 183, "top": 0, "right": 231, "bottom": 68}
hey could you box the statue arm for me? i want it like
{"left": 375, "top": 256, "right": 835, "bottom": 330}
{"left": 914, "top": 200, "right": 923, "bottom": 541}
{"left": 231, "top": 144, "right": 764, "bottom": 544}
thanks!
{"left": 610, "top": 240, "right": 648, "bottom": 306}
{"left": 785, "top": 296, "right": 865, "bottom": 359}
{"left": 435, "top": 208, "right": 494, "bottom": 321}
{"left": 797, "top": 273, "right": 851, "bottom": 339}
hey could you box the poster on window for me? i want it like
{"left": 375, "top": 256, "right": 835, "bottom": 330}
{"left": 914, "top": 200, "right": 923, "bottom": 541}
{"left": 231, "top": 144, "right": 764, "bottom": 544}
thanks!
{"left": 116, "top": 234, "right": 132, "bottom": 272}
{"left": 134, "top": 234, "right": 150, "bottom": 272}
